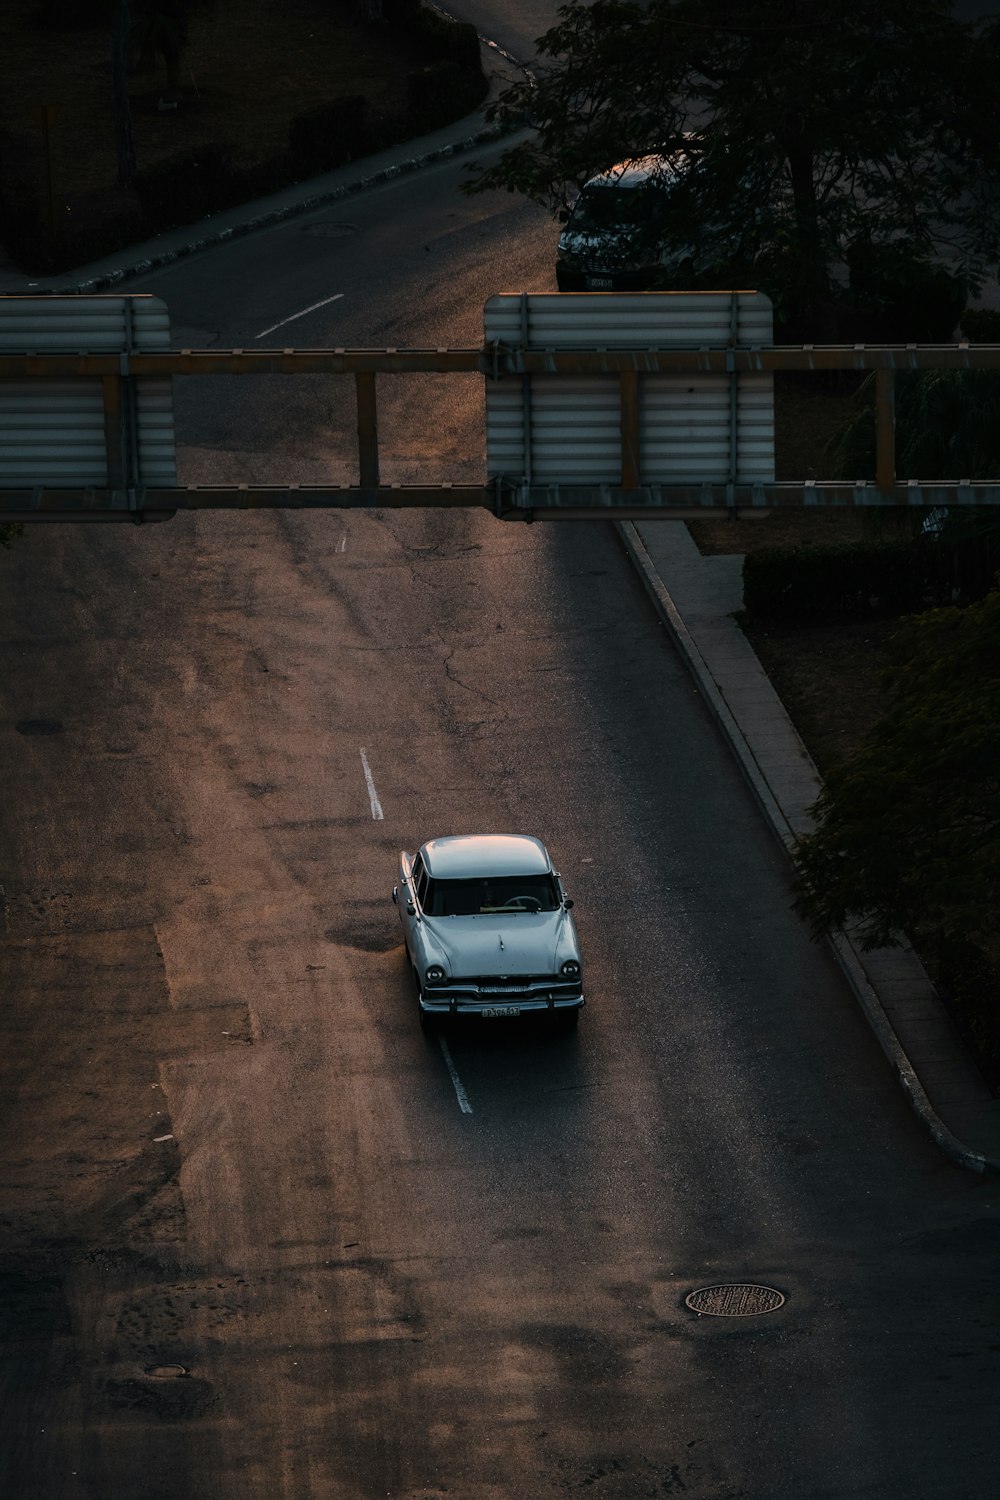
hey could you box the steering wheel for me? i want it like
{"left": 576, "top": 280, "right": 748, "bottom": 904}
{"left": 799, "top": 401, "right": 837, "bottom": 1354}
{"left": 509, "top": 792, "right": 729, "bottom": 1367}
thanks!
{"left": 493, "top": 896, "right": 542, "bottom": 912}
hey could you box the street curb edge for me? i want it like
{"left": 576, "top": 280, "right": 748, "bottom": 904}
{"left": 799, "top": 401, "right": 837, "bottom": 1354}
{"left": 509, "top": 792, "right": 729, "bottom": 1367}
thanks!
{"left": 68, "top": 123, "right": 509, "bottom": 295}
{"left": 616, "top": 519, "right": 998, "bottom": 1177}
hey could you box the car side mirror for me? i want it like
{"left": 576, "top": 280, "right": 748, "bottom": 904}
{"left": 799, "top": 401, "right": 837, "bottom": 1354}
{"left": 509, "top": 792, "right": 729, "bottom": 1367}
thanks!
{"left": 563, "top": 897, "right": 574, "bottom": 909}
{"left": 407, "top": 902, "right": 416, "bottom": 916}
{"left": 557, "top": 208, "right": 570, "bottom": 224}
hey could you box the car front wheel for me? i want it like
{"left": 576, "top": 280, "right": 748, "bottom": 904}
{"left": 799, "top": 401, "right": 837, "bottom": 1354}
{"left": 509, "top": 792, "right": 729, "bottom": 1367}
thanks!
{"left": 414, "top": 968, "right": 436, "bottom": 1031}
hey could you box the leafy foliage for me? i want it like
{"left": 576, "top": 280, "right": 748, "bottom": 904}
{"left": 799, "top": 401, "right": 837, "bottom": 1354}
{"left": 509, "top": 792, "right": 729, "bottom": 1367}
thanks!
{"left": 961, "top": 307, "right": 1000, "bottom": 343}
{"left": 792, "top": 586, "right": 1000, "bottom": 959}
{"left": 742, "top": 538, "right": 965, "bottom": 624}
{"left": 831, "top": 369, "right": 1000, "bottom": 482}
{"left": 467, "top": 0, "right": 1000, "bottom": 329}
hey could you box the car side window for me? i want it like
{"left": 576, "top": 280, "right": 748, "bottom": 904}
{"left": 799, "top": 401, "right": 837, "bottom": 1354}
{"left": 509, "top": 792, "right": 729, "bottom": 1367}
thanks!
{"left": 412, "top": 855, "right": 428, "bottom": 909}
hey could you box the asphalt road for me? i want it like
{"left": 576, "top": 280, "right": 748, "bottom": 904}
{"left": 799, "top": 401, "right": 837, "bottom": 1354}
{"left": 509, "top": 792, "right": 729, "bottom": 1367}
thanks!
{"left": 2, "top": 145, "right": 999, "bottom": 1500}
{"left": 154, "top": 155, "right": 554, "bottom": 489}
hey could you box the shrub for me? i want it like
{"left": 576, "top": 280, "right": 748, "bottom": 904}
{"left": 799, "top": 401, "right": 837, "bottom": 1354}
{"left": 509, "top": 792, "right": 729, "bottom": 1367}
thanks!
{"left": 742, "top": 539, "right": 962, "bottom": 624}
{"left": 791, "top": 584, "right": 1000, "bottom": 1088}
{"left": 0, "top": 175, "right": 145, "bottom": 276}
{"left": 829, "top": 368, "right": 1000, "bottom": 482}
{"left": 961, "top": 306, "right": 1000, "bottom": 343}
{"left": 133, "top": 144, "right": 235, "bottom": 231}
{"left": 0, "top": 183, "right": 47, "bottom": 271}
{"left": 845, "top": 242, "right": 967, "bottom": 342}
{"left": 405, "top": 9, "right": 482, "bottom": 72}
{"left": 35, "top": 0, "right": 104, "bottom": 26}
{"left": 380, "top": 0, "right": 422, "bottom": 21}
{"left": 288, "top": 97, "right": 373, "bottom": 174}
{"left": 406, "top": 59, "right": 488, "bottom": 133}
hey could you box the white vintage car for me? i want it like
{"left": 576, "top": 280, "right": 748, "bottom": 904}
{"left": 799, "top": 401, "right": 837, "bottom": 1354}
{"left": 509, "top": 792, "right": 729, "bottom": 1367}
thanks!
{"left": 393, "top": 834, "right": 584, "bottom": 1028}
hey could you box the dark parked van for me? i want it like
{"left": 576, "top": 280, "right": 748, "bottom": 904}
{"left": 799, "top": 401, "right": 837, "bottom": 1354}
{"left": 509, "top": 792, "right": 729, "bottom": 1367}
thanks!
{"left": 555, "top": 153, "right": 696, "bottom": 292}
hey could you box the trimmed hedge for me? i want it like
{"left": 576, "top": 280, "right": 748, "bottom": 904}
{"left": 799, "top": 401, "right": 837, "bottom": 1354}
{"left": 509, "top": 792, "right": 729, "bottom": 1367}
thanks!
{"left": 405, "top": 9, "right": 481, "bottom": 72}
{"left": 133, "top": 143, "right": 236, "bottom": 228}
{"left": 288, "top": 96, "right": 376, "bottom": 175}
{"left": 0, "top": 167, "right": 144, "bottom": 274}
{"left": 380, "top": 0, "right": 480, "bottom": 69}
{"left": 961, "top": 306, "right": 1000, "bottom": 343}
{"left": 406, "top": 58, "right": 488, "bottom": 133}
{"left": 742, "top": 539, "right": 963, "bottom": 624}
{"left": 845, "top": 242, "right": 967, "bottom": 343}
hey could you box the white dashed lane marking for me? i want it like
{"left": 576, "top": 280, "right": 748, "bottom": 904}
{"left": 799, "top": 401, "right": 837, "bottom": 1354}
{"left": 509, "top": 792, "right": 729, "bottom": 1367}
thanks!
{"left": 439, "top": 1036, "right": 473, "bottom": 1114}
{"left": 359, "top": 748, "right": 383, "bottom": 821}
{"left": 255, "top": 292, "right": 344, "bottom": 339}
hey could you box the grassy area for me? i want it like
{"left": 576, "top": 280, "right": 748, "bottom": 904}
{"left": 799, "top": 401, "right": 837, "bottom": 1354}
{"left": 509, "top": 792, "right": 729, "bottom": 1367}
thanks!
{"left": 1, "top": 0, "right": 486, "bottom": 271}
{"left": 686, "top": 370, "right": 911, "bottom": 774}
{"left": 738, "top": 615, "right": 895, "bottom": 775}
{"left": 1, "top": 0, "right": 412, "bottom": 199}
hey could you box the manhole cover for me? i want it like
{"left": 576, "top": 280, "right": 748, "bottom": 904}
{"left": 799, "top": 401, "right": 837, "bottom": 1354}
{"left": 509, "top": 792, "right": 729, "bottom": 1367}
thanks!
{"left": 685, "top": 1283, "right": 785, "bottom": 1317}
{"left": 301, "top": 220, "right": 358, "bottom": 239}
{"left": 144, "top": 1363, "right": 189, "bottom": 1379}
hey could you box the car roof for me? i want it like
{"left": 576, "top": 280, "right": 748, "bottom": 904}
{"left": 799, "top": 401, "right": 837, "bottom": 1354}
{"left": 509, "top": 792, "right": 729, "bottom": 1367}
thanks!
{"left": 420, "top": 834, "right": 553, "bottom": 879}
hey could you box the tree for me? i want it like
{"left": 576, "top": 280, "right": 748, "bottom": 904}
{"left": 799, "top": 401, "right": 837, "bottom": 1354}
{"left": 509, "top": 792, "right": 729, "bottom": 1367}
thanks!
{"left": 112, "top": 0, "right": 136, "bottom": 186}
{"left": 792, "top": 585, "right": 1000, "bottom": 959}
{"left": 466, "top": 0, "right": 1000, "bottom": 331}
{"left": 106, "top": 0, "right": 207, "bottom": 186}
{"left": 831, "top": 369, "right": 1000, "bottom": 482}
{"left": 827, "top": 360, "right": 1000, "bottom": 603}
{"left": 130, "top": 0, "right": 194, "bottom": 94}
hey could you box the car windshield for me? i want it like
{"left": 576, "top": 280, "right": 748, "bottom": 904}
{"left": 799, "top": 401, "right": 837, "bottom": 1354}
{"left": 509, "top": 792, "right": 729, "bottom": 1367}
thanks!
{"left": 425, "top": 874, "right": 560, "bottom": 917}
{"left": 570, "top": 182, "right": 670, "bottom": 233}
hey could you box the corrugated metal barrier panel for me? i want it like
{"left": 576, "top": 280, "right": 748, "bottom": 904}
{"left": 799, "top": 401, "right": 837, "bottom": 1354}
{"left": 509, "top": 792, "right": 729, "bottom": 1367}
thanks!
{"left": 485, "top": 292, "right": 774, "bottom": 487}
{"left": 0, "top": 295, "right": 176, "bottom": 487}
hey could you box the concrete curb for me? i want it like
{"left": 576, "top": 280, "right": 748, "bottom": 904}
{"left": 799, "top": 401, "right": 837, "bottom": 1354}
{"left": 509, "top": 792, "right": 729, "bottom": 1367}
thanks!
{"left": 826, "top": 927, "right": 995, "bottom": 1175}
{"left": 617, "top": 519, "right": 999, "bottom": 1177}
{"left": 69, "top": 123, "right": 510, "bottom": 295}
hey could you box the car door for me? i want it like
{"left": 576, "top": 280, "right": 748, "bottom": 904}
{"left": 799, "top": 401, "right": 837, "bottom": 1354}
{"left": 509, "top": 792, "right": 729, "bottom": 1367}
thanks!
{"left": 396, "top": 850, "right": 424, "bottom": 970}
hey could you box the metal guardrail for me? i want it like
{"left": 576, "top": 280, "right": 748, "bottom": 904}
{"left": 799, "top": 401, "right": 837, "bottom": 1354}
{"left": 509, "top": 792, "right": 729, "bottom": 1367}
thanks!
{"left": 2, "top": 342, "right": 999, "bottom": 523}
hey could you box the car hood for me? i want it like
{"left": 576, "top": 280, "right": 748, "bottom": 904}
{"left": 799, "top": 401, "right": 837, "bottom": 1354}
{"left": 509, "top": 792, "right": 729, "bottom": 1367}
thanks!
{"left": 557, "top": 226, "right": 698, "bottom": 272}
{"left": 558, "top": 227, "right": 646, "bottom": 269}
{"left": 420, "top": 910, "right": 578, "bottom": 977}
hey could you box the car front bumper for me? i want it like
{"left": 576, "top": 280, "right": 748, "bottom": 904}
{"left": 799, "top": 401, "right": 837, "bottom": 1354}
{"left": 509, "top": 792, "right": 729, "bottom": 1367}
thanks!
{"left": 555, "top": 262, "right": 662, "bottom": 292}
{"left": 419, "top": 993, "right": 584, "bottom": 1019}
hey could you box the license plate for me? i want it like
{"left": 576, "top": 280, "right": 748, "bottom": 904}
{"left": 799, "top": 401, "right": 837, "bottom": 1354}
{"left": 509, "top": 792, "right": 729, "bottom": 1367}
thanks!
{"left": 585, "top": 275, "right": 613, "bottom": 290}
{"left": 482, "top": 1006, "right": 521, "bottom": 1019}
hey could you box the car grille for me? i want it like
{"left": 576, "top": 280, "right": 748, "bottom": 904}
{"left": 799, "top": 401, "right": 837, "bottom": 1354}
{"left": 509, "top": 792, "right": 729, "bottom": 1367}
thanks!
{"left": 463, "top": 976, "right": 548, "bottom": 992}
{"left": 427, "top": 975, "right": 582, "bottom": 1004}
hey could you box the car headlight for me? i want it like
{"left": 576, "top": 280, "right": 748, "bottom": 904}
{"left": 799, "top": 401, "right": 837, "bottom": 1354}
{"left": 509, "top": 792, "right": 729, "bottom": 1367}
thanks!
{"left": 425, "top": 965, "right": 446, "bottom": 983}
{"left": 560, "top": 960, "right": 581, "bottom": 978}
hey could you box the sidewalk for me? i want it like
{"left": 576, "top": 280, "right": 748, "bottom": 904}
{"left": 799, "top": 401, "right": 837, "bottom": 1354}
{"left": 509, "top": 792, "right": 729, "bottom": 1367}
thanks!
{"left": 619, "top": 519, "right": 1000, "bottom": 1176}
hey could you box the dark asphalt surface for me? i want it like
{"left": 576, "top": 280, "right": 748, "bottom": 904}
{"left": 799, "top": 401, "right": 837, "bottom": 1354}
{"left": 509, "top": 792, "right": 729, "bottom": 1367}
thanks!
{"left": 151, "top": 155, "right": 553, "bottom": 489}
{"left": 1, "top": 136, "right": 999, "bottom": 1500}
